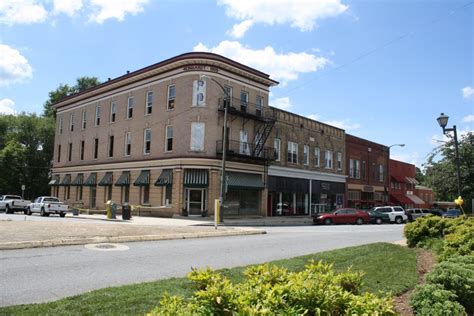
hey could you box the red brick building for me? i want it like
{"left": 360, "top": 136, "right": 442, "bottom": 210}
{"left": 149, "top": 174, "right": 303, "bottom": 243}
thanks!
{"left": 389, "top": 159, "right": 424, "bottom": 208}
{"left": 345, "top": 135, "right": 389, "bottom": 209}
{"left": 414, "top": 185, "right": 434, "bottom": 208}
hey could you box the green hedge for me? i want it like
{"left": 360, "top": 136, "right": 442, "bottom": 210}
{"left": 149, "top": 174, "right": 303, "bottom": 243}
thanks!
{"left": 410, "top": 284, "right": 466, "bottom": 315}
{"left": 148, "top": 261, "right": 395, "bottom": 315}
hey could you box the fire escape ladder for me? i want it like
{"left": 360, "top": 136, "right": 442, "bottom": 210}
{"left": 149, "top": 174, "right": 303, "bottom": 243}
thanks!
{"left": 253, "top": 119, "right": 275, "bottom": 157}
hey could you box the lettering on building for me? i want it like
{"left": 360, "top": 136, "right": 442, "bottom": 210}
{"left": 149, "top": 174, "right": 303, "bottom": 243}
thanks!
{"left": 183, "top": 65, "right": 219, "bottom": 73}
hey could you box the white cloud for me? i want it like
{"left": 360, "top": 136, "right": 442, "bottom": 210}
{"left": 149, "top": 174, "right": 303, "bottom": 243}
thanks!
{"left": 391, "top": 152, "right": 421, "bottom": 167}
{"left": 0, "top": 98, "right": 16, "bottom": 115}
{"left": 270, "top": 97, "right": 293, "bottom": 110}
{"left": 462, "top": 86, "right": 474, "bottom": 100}
{"left": 53, "top": 0, "right": 83, "bottom": 16}
{"left": 227, "top": 19, "right": 254, "bottom": 38}
{"left": 219, "top": 0, "right": 348, "bottom": 37}
{"left": 0, "top": 0, "right": 47, "bottom": 25}
{"left": 193, "top": 41, "right": 330, "bottom": 84}
{"left": 305, "top": 113, "right": 360, "bottom": 131}
{"left": 0, "top": 44, "right": 33, "bottom": 86}
{"left": 307, "top": 114, "right": 320, "bottom": 121}
{"left": 88, "top": 0, "right": 149, "bottom": 23}
{"left": 462, "top": 114, "right": 474, "bottom": 123}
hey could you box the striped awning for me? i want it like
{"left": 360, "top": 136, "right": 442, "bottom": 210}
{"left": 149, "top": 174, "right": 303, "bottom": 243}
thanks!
{"left": 115, "top": 171, "right": 130, "bottom": 186}
{"left": 59, "top": 174, "right": 71, "bottom": 186}
{"left": 155, "top": 169, "right": 173, "bottom": 186}
{"left": 84, "top": 173, "right": 97, "bottom": 186}
{"left": 405, "top": 177, "right": 419, "bottom": 185}
{"left": 71, "top": 174, "right": 84, "bottom": 186}
{"left": 48, "top": 175, "right": 60, "bottom": 186}
{"left": 134, "top": 170, "right": 150, "bottom": 186}
{"left": 407, "top": 194, "right": 425, "bottom": 205}
{"left": 226, "top": 172, "right": 264, "bottom": 190}
{"left": 98, "top": 172, "right": 113, "bottom": 186}
{"left": 184, "top": 169, "right": 208, "bottom": 188}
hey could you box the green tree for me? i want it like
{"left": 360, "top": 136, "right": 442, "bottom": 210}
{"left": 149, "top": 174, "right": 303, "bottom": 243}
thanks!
{"left": 415, "top": 167, "right": 426, "bottom": 184}
{"left": 424, "top": 132, "right": 473, "bottom": 211}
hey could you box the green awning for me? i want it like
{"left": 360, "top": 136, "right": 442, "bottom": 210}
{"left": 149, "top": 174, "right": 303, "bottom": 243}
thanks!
{"left": 48, "top": 175, "right": 60, "bottom": 186}
{"left": 155, "top": 169, "right": 173, "bottom": 186}
{"left": 71, "top": 174, "right": 84, "bottom": 186}
{"left": 134, "top": 170, "right": 150, "bottom": 186}
{"left": 84, "top": 173, "right": 97, "bottom": 186}
{"left": 226, "top": 172, "right": 264, "bottom": 190}
{"left": 98, "top": 172, "right": 113, "bottom": 186}
{"left": 184, "top": 169, "right": 208, "bottom": 188}
{"left": 115, "top": 171, "right": 130, "bottom": 186}
{"left": 59, "top": 174, "right": 71, "bottom": 186}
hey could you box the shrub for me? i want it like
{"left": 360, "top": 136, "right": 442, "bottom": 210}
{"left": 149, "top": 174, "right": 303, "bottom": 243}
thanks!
{"left": 439, "top": 219, "right": 474, "bottom": 260}
{"left": 404, "top": 215, "right": 452, "bottom": 247}
{"left": 410, "top": 284, "right": 466, "bottom": 315}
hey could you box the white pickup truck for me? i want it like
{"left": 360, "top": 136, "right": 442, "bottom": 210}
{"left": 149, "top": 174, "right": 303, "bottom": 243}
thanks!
{"left": 26, "top": 196, "right": 69, "bottom": 217}
{"left": 371, "top": 206, "right": 408, "bottom": 224}
{"left": 0, "top": 195, "right": 30, "bottom": 214}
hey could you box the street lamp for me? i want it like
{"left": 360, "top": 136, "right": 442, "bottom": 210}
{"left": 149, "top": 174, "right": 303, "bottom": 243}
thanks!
{"left": 385, "top": 143, "right": 405, "bottom": 205}
{"left": 200, "top": 74, "right": 228, "bottom": 223}
{"left": 436, "top": 113, "right": 461, "bottom": 196}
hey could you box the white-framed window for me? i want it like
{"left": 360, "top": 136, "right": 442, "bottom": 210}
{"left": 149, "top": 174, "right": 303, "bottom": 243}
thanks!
{"left": 165, "top": 126, "right": 173, "bottom": 152}
{"left": 167, "top": 85, "right": 175, "bottom": 110}
{"left": 95, "top": 105, "right": 101, "bottom": 126}
{"left": 349, "top": 159, "right": 360, "bottom": 179}
{"left": 337, "top": 152, "right": 342, "bottom": 170}
{"left": 108, "top": 135, "right": 114, "bottom": 157}
{"left": 143, "top": 129, "right": 151, "bottom": 154}
{"left": 239, "top": 130, "right": 250, "bottom": 155}
{"left": 256, "top": 95, "right": 263, "bottom": 116}
{"left": 224, "top": 85, "right": 233, "bottom": 108}
{"left": 325, "top": 150, "right": 333, "bottom": 169}
{"left": 110, "top": 101, "right": 116, "bottom": 122}
{"left": 240, "top": 91, "right": 248, "bottom": 112}
{"left": 146, "top": 91, "right": 153, "bottom": 115}
{"left": 192, "top": 80, "right": 206, "bottom": 106}
{"left": 124, "top": 132, "right": 132, "bottom": 156}
{"left": 93, "top": 138, "right": 99, "bottom": 159}
{"left": 287, "top": 142, "right": 298, "bottom": 164}
{"left": 69, "top": 113, "right": 75, "bottom": 132}
{"left": 274, "top": 138, "right": 281, "bottom": 162}
{"left": 58, "top": 116, "right": 63, "bottom": 134}
{"left": 348, "top": 190, "right": 361, "bottom": 201}
{"left": 315, "top": 147, "right": 320, "bottom": 167}
{"left": 190, "top": 122, "right": 205, "bottom": 151}
{"left": 81, "top": 111, "right": 87, "bottom": 129}
{"left": 127, "top": 96, "right": 134, "bottom": 119}
{"left": 378, "top": 164, "right": 384, "bottom": 182}
{"left": 303, "top": 145, "right": 309, "bottom": 165}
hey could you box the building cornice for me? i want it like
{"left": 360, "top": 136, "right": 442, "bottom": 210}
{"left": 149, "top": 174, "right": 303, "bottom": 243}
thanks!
{"left": 268, "top": 165, "right": 347, "bottom": 183}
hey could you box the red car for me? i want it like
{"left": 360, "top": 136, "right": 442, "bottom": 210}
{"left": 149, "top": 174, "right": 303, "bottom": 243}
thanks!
{"left": 313, "top": 208, "right": 370, "bottom": 225}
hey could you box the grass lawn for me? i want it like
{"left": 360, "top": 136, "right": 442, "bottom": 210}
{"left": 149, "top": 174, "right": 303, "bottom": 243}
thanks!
{"left": 1, "top": 242, "right": 417, "bottom": 315}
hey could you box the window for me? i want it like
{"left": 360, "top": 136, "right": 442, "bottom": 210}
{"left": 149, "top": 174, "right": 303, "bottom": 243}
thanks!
{"left": 68, "top": 142, "right": 72, "bottom": 161}
{"left": 93, "top": 138, "right": 99, "bottom": 159}
{"left": 303, "top": 145, "right": 309, "bottom": 165}
{"left": 125, "top": 132, "right": 132, "bottom": 156}
{"left": 69, "top": 113, "right": 74, "bottom": 132}
{"left": 240, "top": 91, "right": 248, "bottom": 112}
{"left": 127, "top": 96, "right": 134, "bottom": 119}
{"left": 143, "top": 129, "right": 151, "bottom": 154}
{"left": 59, "top": 116, "right": 63, "bottom": 134}
{"left": 239, "top": 130, "right": 250, "bottom": 155}
{"left": 224, "top": 85, "right": 232, "bottom": 108}
{"left": 192, "top": 80, "right": 206, "bottom": 106}
{"left": 315, "top": 147, "right": 320, "bottom": 167}
{"left": 81, "top": 111, "right": 87, "bottom": 129}
{"left": 110, "top": 102, "right": 116, "bottom": 122}
{"left": 256, "top": 95, "right": 263, "bottom": 116}
{"left": 349, "top": 159, "right": 360, "bottom": 179}
{"left": 146, "top": 91, "right": 153, "bottom": 115}
{"left": 361, "top": 161, "right": 366, "bottom": 179}
{"left": 348, "top": 190, "right": 361, "bottom": 200}
{"left": 378, "top": 164, "right": 384, "bottom": 182}
{"left": 190, "top": 122, "right": 205, "bottom": 151}
{"left": 95, "top": 105, "right": 101, "bottom": 126}
{"left": 167, "top": 85, "right": 175, "bottom": 110}
{"left": 76, "top": 185, "right": 83, "bottom": 201}
{"left": 337, "top": 152, "right": 342, "bottom": 170}
{"left": 108, "top": 135, "right": 114, "bottom": 157}
{"left": 274, "top": 138, "right": 281, "bottom": 161}
{"left": 287, "top": 142, "right": 298, "bottom": 164}
{"left": 165, "top": 126, "right": 173, "bottom": 151}
{"left": 80, "top": 141, "right": 84, "bottom": 161}
{"left": 57, "top": 144, "right": 61, "bottom": 162}
{"left": 142, "top": 185, "right": 150, "bottom": 204}
{"left": 325, "top": 150, "right": 333, "bottom": 169}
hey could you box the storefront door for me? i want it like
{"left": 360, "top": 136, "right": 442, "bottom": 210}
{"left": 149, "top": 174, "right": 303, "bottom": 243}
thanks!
{"left": 186, "top": 188, "right": 206, "bottom": 215}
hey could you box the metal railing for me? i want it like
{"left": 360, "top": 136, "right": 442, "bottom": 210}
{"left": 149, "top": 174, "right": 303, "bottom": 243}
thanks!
{"left": 218, "top": 98, "right": 276, "bottom": 121}
{"left": 216, "top": 140, "right": 277, "bottom": 161}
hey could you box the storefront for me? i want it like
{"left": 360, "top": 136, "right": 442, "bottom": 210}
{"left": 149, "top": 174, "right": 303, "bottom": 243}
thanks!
{"left": 225, "top": 171, "right": 264, "bottom": 216}
{"left": 183, "top": 169, "right": 208, "bottom": 216}
{"left": 346, "top": 184, "right": 385, "bottom": 209}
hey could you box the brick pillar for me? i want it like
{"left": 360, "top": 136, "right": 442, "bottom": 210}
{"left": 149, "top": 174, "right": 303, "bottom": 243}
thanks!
{"left": 112, "top": 172, "right": 121, "bottom": 203}
{"left": 209, "top": 169, "right": 220, "bottom": 214}
{"left": 260, "top": 188, "right": 268, "bottom": 216}
{"left": 149, "top": 169, "right": 162, "bottom": 206}
{"left": 96, "top": 185, "right": 105, "bottom": 209}
{"left": 172, "top": 169, "right": 183, "bottom": 214}
{"left": 82, "top": 186, "right": 90, "bottom": 208}
{"left": 129, "top": 170, "right": 140, "bottom": 206}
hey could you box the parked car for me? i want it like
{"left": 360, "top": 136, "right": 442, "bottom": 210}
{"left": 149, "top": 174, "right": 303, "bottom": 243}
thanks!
{"left": 370, "top": 206, "right": 408, "bottom": 224}
{"left": 26, "top": 196, "right": 68, "bottom": 217}
{"left": 428, "top": 209, "right": 446, "bottom": 217}
{"left": 365, "top": 210, "right": 391, "bottom": 224}
{"left": 0, "top": 195, "right": 30, "bottom": 214}
{"left": 313, "top": 208, "right": 370, "bottom": 225}
{"left": 443, "top": 209, "right": 461, "bottom": 218}
{"left": 405, "top": 208, "right": 431, "bottom": 222}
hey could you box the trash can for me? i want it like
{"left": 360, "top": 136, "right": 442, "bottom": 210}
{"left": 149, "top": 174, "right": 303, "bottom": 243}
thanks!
{"left": 122, "top": 203, "right": 131, "bottom": 220}
{"left": 106, "top": 200, "right": 116, "bottom": 219}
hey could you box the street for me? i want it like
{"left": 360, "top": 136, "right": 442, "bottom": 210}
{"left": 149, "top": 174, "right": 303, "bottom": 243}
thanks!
{"left": 0, "top": 224, "right": 404, "bottom": 307}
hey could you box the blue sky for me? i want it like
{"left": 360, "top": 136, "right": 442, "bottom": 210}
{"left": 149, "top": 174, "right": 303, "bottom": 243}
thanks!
{"left": 1, "top": 0, "right": 472, "bottom": 168}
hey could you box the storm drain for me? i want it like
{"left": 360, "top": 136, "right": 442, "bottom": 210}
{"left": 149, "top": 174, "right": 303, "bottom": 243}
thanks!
{"left": 84, "top": 243, "right": 129, "bottom": 251}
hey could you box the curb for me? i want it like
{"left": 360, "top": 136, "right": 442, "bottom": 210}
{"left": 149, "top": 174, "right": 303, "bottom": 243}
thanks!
{"left": 0, "top": 228, "right": 266, "bottom": 250}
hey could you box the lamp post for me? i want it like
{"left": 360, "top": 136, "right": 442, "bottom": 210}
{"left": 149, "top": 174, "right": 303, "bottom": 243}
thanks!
{"left": 200, "top": 74, "right": 228, "bottom": 223}
{"left": 385, "top": 143, "right": 405, "bottom": 205}
{"left": 436, "top": 113, "right": 461, "bottom": 197}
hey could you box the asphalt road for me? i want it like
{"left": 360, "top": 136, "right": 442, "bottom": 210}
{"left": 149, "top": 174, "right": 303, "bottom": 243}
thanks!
{"left": 0, "top": 224, "right": 404, "bottom": 307}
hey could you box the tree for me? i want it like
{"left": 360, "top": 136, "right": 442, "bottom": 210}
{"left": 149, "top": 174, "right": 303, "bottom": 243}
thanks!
{"left": 43, "top": 76, "right": 100, "bottom": 119}
{"left": 424, "top": 132, "right": 473, "bottom": 212}
{"left": 415, "top": 167, "right": 425, "bottom": 184}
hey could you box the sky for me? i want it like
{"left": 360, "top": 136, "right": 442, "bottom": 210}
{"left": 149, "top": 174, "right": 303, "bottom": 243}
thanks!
{"left": 1, "top": 0, "right": 473, "bottom": 168}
